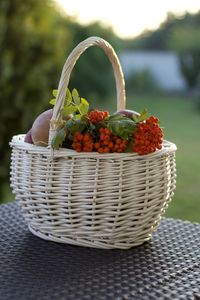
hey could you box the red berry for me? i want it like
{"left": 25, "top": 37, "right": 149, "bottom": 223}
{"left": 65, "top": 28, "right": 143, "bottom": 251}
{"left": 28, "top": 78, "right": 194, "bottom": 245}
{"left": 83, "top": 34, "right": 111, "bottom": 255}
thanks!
{"left": 89, "top": 110, "right": 110, "bottom": 124}
{"left": 72, "top": 132, "right": 94, "bottom": 152}
{"left": 132, "top": 116, "right": 163, "bottom": 155}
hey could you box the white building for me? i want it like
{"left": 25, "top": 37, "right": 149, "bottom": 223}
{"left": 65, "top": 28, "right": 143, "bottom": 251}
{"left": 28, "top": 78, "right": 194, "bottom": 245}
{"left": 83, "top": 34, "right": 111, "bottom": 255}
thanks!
{"left": 120, "top": 50, "right": 187, "bottom": 91}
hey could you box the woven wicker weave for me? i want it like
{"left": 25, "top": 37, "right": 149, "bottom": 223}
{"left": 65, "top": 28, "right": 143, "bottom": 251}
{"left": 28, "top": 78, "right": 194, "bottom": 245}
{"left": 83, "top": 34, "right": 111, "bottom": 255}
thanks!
{"left": 10, "top": 36, "right": 177, "bottom": 249}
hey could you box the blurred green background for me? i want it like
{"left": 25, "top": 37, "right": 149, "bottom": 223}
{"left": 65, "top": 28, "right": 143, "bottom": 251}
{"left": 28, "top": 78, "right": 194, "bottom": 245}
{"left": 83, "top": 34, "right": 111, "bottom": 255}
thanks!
{"left": 0, "top": 0, "right": 200, "bottom": 222}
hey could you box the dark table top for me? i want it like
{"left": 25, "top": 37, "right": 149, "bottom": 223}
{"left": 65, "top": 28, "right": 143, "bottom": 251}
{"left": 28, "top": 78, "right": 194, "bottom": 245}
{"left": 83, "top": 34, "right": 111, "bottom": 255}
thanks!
{"left": 0, "top": 202, "right": 200, "bottom": 300}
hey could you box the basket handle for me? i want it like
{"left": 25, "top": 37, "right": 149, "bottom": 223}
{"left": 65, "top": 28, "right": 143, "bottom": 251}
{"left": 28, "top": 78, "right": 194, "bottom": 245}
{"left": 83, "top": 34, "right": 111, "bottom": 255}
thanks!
{"left": 49, "top": 36, "right": 126, "bottom": 146}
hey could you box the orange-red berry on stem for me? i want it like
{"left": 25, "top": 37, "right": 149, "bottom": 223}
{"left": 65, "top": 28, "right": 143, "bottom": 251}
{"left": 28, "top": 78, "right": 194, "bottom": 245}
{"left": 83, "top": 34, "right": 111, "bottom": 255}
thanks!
{"left": 132, "top": 116, "right": 163, "bottom": 155}
{"left": 72, "top": 132, "right": 94, "bottom": 152}
{"left": 89, "top": 109, "right": 109, "bottom": 124}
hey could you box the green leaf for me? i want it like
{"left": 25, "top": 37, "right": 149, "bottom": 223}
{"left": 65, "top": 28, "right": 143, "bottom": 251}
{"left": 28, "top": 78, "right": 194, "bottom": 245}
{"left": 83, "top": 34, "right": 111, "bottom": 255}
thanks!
{"left": 74, "top": 114, "right": 82, "bottom": 119}
{"left": 62, "top": 105, "right": 77, "bottom": 115}
{"left": 52, "top": 89, "right": 58, "bottom": 97}
{"left": 50, "top": 98, "right": 56, "bottom": 105}
{"left": 137, "top": 109, "right": 148, "bottom": 122}
{"left": 107, "top": 114, "right": 125, "bottom": 121}
{"left": 51, "top": 127, "right": 66, "bottom": 150}
{"left": 81, "top": 97, "right": 89, "bottom": 107}
{"left": 72, "top": 88, "right": 80, "bottom": 105}
{"left": 51, "top": 87, "right": 90, "bottom": 118}
{"left": 64, "top": 98, "right": 72, "bottom": 106}
{"left": 66, "top": 88, "right": 72, "bottom": 102}
{"left": 72, "top": 88, "right": 79, "bottom": 98}
{"left": 65, "top": 118, "right": 87, "bottom": 135}
{"left": 89, "top": 123, "right": 96, "bottom": 131}
{"left": 74, "top": 96, "right": 80, "bottom": 106}
{"left": 107, "top": 118, "right": 136, "bottom": 139}
{"left": 78, "top": 99, "right": 89, "bottom": 115}
{"left": 132, "top": 114, "right": 139, "bottom": 122}
{"left": 64, "top": 88, "right": 72, "bottom": 106}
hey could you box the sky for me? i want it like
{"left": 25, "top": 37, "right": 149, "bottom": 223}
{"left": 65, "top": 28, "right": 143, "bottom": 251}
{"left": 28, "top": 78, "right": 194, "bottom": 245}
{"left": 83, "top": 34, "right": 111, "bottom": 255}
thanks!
{"left": 55, "top": 0, "right": 200, "bottom": 38}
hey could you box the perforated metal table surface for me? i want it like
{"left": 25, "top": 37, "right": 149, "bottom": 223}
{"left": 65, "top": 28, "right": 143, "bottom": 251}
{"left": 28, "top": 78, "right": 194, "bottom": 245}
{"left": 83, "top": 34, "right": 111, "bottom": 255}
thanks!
{"left": 0, "top": 202, "right": 200, "bottom": 300}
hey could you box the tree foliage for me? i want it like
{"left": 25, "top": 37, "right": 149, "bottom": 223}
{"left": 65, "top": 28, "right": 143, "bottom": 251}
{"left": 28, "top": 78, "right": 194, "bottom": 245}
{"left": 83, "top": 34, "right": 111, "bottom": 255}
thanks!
{"left": 167, "top": 26, "right": 200, "bottom": 88}
{"left": 126, "top": 11, "right": 200, "bottom": 51}
{"left": 0, "top": 0, "right": 120, "bottom": 199}
{"left": 125, "top": 11, "right": 200, "bottom": 89}
{"left": 67, "top": 21, "right": 120, "bottom": 101}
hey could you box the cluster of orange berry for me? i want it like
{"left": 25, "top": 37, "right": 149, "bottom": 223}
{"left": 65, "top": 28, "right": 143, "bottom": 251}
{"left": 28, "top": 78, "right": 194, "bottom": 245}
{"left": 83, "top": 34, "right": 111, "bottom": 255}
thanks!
{"left": 71, "top": 110, "right": 163, "bottom": 155}
{"left": 72, "top": 128, "right": 128, "bottom": 153}
{"left": 132, "top": 116, "right": 163, "bottom": 155}
{"left": 94, "top": 128, "right": 128, "bottom": 153}
{"left": 88, "top": 109, "right": 109, "bottom": 124}
{"left": 72, "top": 132, "right": 93, "bottom": 152}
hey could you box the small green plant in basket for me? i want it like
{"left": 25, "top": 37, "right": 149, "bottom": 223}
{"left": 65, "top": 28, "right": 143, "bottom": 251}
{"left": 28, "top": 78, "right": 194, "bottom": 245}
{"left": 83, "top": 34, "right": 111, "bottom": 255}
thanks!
{"left": 49, "top": 88, "right": 163, "bottom": 155}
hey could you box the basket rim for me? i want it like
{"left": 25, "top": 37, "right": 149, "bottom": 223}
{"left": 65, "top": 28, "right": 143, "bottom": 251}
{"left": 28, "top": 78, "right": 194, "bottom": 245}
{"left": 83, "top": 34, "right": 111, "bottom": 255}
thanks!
{"left": 10, "top": 134, "right": 177, "bottom": 159}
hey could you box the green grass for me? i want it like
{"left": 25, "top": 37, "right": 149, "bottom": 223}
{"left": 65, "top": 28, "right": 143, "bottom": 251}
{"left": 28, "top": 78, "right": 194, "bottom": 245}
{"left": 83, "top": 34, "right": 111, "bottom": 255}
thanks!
{"left": 4, "top": 92, "right": 200, "bottom": 222}
{"left": 96, "top": 91, "right": 200, "bottom": 222}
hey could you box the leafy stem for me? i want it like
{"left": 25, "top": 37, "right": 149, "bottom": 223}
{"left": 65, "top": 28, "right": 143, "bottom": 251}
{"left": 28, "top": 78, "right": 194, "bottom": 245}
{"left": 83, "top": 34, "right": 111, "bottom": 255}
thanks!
{"left": 50, "top": 88, "right": 89, "bottom": 118}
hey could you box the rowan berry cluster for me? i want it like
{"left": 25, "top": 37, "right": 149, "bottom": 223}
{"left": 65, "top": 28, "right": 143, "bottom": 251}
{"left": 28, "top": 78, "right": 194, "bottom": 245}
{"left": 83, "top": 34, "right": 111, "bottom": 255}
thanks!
{"left": 72, "top": 132, "right": 94, "bottom": 152}
{"left": 88, "top": 109, "right": 109, "bottom": 124}
{"left": 94, "top": 128, "right": 128, "bottom": 153}
{"left": 132, "top": 116, "right": 163, "bottom": 155}
{"left": 51, "top": 87, "right": 165, "bottom": 155}
{"left": 72, "top": 128, "right": 128, "bottom": 154}
{"left": 71, "top": 112, "right": 163, "bottom": 155}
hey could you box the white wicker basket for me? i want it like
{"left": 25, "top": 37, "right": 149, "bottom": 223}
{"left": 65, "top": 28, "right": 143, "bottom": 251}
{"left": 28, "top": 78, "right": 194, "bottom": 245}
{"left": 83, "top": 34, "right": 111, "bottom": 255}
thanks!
{"left": 10, "top": 37, "right": 177, "bottom": 249}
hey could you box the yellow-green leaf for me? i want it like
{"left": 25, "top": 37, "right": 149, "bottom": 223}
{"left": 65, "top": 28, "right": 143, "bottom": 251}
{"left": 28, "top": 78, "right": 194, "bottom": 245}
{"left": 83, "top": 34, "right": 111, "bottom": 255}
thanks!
{"left": 78, "top": 102, "right": 89, "bottom": 115}
{"left": 52, "top": 89, "right": 58, "bottom": 97}
{"left": 138, "top": 109, "right": 148, "bottom": 122}
{"left": 66, "top": 88, "right": 72, "bottom": 102}
{"left": 50, "top": 98, "right": 56, "bottom": 105}
{"left": 77, "top": 98, "right": 89, "bottom": 115}
{"left": 81, "top": 97, "right": 89, "bottom": 107}
{"left": 74, "top": 114, "right": 82, "bottom": 119}
{"left": 72, "top": 88, "right": 79, "bottom": 98}
{"left": 62, "top": 105, "right": 77, "bottom": 115}
{"left": 72, "top": 88, "right": 80, "bottom": 105}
